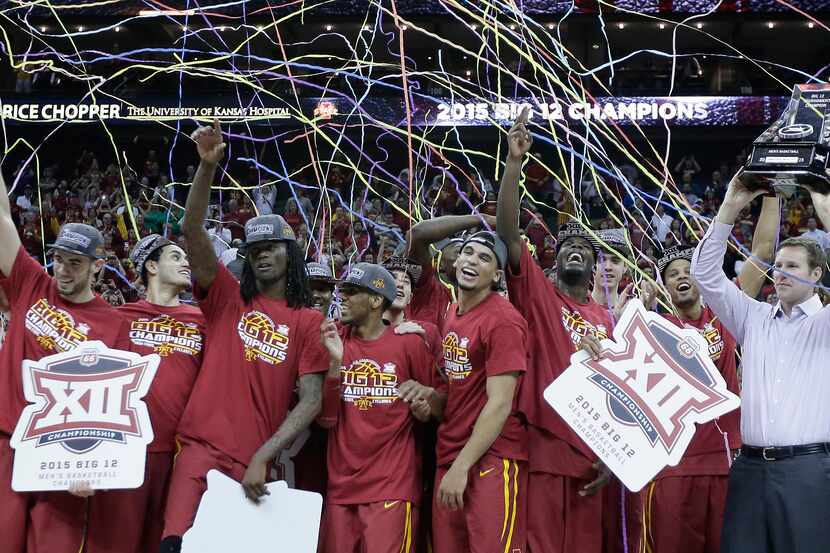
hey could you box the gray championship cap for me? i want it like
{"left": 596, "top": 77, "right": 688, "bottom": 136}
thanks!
{"left": 47, "top": 223, "right": 106, "bottom": 259}
{"left": 556, "top": 221, "right": 601, "bottom": 254}
{"left": 129, "top": 234, "right": 173, "bottom": 272}
{"left": 461, "top": 230, "right": 508, "bottom": 269}
{"left": 657, "top": 245, "right": 695, "bottom": 279}
{"left": 306, "top": 262, "right": 338, "bottom": 284}
{"left": 244, "top": 214, "right": 296, "bottom": 245}
{"left": 339, "top": 263, "right": 397, "bottom": 304}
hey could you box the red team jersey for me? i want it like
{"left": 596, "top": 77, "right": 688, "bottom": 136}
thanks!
{"left": 406, "top": 264, "right": 452, "bottom": 330}
{"left": 321, "top": 326, "right": 439, "bottom": 505}
{"left": 437, "top": 293, "right": 528, "bottom": 467}
{"left": 0, "top": 247, "right": 129, "bottom": 435}
{"left": 176, "top": 265, "right": 328, "bottom": 465}
{"left": 506, "top": 245, "right": 614, "bottom": 477}
{"left": 118, "top": 300, "right": 206, "bottom": 453}
{"left": 659, "top": 307, "right": 741, "bottom": 476}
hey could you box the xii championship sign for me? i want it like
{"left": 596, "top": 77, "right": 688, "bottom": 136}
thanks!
{"left": 10, "top": 341, "right": 159, "bottom": 492}
{"left": 544, "top": 300, "right": 739, "bottom": 492}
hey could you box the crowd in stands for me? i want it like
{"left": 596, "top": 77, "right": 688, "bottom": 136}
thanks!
{"left": 6, "top": 143, "right": 824, "bottom": 307}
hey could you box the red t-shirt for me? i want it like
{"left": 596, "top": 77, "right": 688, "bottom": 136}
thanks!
{"left": 437, "top": 293, "right": 528, "bottom": 467}
{"left": 0, "top": 247, "right": 129, "bottom": 435}
{"left": 406, "top": 264, "right": 453, "bottom": 330}
{"left": 658, "top": 307, "right": 741, "bottom": 477}
{"left": 176, "top": 264, "right": 329, "bottom": 465}
{"left": 118, "top": 300, "right": 206, "bottom": 453}
{"left": 506, "top": 244, "right": 614, "bottom": 477}
{"left": 321, "top": 325, "right": 439, "bottom": 505}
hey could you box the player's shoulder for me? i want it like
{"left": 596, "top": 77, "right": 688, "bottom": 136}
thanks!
{"left": 487, "top": 294, "right": 527, "bottom": 326}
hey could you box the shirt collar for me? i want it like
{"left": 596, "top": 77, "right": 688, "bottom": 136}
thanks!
{"left": 771, "top": 294, "right": 823, "bottom": 319}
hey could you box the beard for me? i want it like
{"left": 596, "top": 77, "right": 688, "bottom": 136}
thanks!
{"left": 559, "top": 264, "right": 590, "bottom": 285}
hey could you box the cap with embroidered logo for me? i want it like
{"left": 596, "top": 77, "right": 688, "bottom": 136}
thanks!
{"left": 306, "top": 262, "right": 338, "bottom": 284}
{"left": 47, "top": 223, "right": 105, "bottom": 259}
{"left": 657, "top": 245, "right": 696, "bottom": 279}
{"left": 339, "top": 263, "right": 397, "bottom": 304}
{"left": 244, "top": 214, "right": 296, "bottom": 245}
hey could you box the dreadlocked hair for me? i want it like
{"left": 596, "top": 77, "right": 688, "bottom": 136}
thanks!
{"left": 240, "top": 241, "right": 312, "bottom": 308}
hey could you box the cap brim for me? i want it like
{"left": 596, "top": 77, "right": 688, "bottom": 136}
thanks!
{"left": 309, "top": 276, "right": 339, "bottom": 285}
{"left": 47, "top": 244, "right": 104, "bottom": 259}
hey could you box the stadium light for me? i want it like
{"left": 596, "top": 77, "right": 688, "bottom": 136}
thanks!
{"left": 617, "top": 23, "right": 625, "bottom": 30}
{"left": 115, "top": 26, "right": 121, "bottom": 32}
{"left": 325, "top": 24, "right": 333, "bottom": 31}
{"left": 547, "top": 23, "right": 555, "bottom": 30}
{"left": 808, "top": 22, "right": 815, "bottom": 29}
{"left": 695, "top": 22, "right": 703, "bottom": 29}
{"left": 659, "top": 23, "right": 666, "bottom": 29}
{"left": 40, "top": 26, "right": 46, "bottom": 32}
{"left": 509, "top": 24, "right": 516, "bottom": 30}
{"left": 767, "top": 22, "right": 775, "bottom": 29}
{"left": 78, "top": 26, "right": 84, "bottom": 32}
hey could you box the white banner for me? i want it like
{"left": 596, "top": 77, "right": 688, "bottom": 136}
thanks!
{"left": 544, "top": 300, "right": 739, "bottom": 491}
{"left": 10, "top": 341, "right": 159, "bottom": 491}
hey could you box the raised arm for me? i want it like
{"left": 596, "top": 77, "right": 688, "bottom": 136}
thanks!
{"left": 738, "top": 196, "right": 779, "bottom": 298}
{"left": 691, "top": 172, "right": 765, "bottom": 344}
{"left": 0, "top": 170, "right": 22, "bottom": 276}
{"left": 496, "top": 108, "right": 532, "bottom": 274}
{"left": 406, "top": 214, "right": 495, "bottom": 267}
{"left": 182, "top": 120, "right": 226, "bottom": 291}
{"left": 808, "top": 185, "right": 830, "bottom": 237}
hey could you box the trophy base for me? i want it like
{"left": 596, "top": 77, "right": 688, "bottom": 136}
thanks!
{"left": 743, "top": 142, "right": 830, "bottom": 196}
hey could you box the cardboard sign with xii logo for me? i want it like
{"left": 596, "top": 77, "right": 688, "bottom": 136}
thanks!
{"left": 10, "top": 341, "right": 159, "bottom": 491}
{"left": 544, "top": 300, "right": 740, "bottom": 491}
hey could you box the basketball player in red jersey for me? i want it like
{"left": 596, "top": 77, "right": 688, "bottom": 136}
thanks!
{"left": 0, "top": 171, "right": 132, "bottom": 552}
{"left": 74, "top": 234, "right": 205, "bottom": 553}
{"left": 416, "top": 231, "right": 529, "bottom": 553}
{"left": 496, "top": 109, "right": 615, "bottom": 553}
{"left": 318, "top": 263, "right": 439, "bottom": 553}
{"left": 582, "top": 245, "right": 741, "bottom": 553}
{"left": 159, "top": 121, "right": 328, "bottom": 552}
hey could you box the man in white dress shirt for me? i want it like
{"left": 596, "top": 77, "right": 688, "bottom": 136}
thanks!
{"left": 692, "top": 172, "right": 830, "bottom": 553}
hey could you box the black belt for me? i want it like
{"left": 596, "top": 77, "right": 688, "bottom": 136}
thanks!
{"left": 741, "top": 443, "right": 830, "bottom": 461}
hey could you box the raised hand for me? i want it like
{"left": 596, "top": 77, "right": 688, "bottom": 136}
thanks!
{"left": 191, "top": 119, "right": 226, "bottom": 165}
{"left": 507, "top": 107, "right": 533, "bottom": 161}
{"left": 320, "top": 319, "right": 343, "bottom": 364}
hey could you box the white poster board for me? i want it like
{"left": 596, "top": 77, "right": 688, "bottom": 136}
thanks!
{"left": 544, "top": 300, "right": 740, "bottom": 491}
{"left": 10, "top": 341, "right": 159, "bottom": 491}
{"left": 182, "top": 470, "right": 323, "bottom": 553}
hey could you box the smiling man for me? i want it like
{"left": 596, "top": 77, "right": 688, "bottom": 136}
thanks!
{"left": 0, "top": 170, "right": 131, "bottom": 553}
{"left": 159, "top": 121, "right": 328, "bottom": 553}
{"left": 306, "top": 261, "right": 338, "bottom": 317}
{"left": 691, "top": 172, "right": 830, "bottom": 553}
{"left": 317, "top": 263, "right": 438, "bottom": 553}
{"left": 416, "top": 231, "right": 529, "bottom": 553}
{"left": 100, "top": 234, "right": 206, "bottom": 552}
{"left": 496, "top": 109, "right": 615, "bottom": 553}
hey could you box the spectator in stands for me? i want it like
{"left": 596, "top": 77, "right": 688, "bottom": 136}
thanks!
{"left": 801, "top": 217, "right": 829, "bottom": 250}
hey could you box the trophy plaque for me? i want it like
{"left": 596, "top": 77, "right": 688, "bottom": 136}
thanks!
{"left": 744, "top": 83, "right": 830, "bottom": 195}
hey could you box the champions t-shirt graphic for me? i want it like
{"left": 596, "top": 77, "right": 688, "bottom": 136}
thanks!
{"left": 128, "top": 315, "right": 202, "bottom": 357}
{"left": 0, "top": 247, "right": 128, "bottom": 437}
{"left": 341, "top": 358, "right": 399, "bottom": 410}
{"left": 442, "top": 332, "right": 471, "bottom": 381}
{"left": 118, "top": 300, "right": 206, "bottom": 453}
{"left": 25, "top": 298, "right": 91, "bottom": 352}
{"left": 237, "top": 310, "right": 290, "bottom": 365}
{"left": 561, "top": 305, "right": 609, "bottom": 347}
